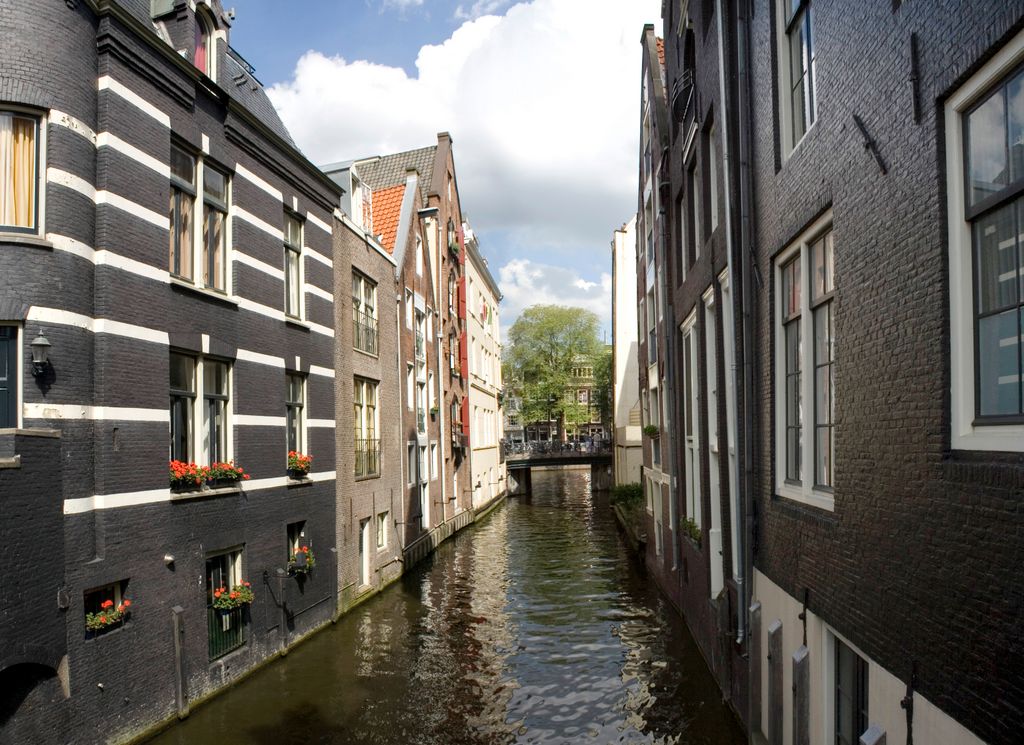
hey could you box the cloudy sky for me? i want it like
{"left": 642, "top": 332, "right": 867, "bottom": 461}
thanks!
{"left": 232, "top": 0, "right": 661, "bottom": 338}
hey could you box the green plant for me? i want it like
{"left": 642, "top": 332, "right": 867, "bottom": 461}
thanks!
{"left": 287, "top": 451, "right": 313, "bottom": 474}
{"left": 206, "top": 462, "right": 250, "bottom": 482}
{"left": 610, "top": 482, "right": 643, "bottom": 506}
{"left": 85, "top": 598, "right": 131, "bottom": 631}
{"left": 288, "top": 545, "right": 316, "bottom": 574}
{"left": 169, "top": 460, "right": 205, "bottom": 488}
{"left": 642, "top": 424, "right": 659, "bottom": 437}
{"left": 682, "top": 517, "right": 702, "bottom": 544}
{"left": 212, "top": 582, "right": 254, "bottom": 610}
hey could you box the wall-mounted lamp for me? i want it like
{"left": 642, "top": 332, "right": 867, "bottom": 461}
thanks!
{"left": 30, "top": 333, "right": 51, "bottom": 377}
{"left": 163, "top": 554, "right": 175, "bottom": 567}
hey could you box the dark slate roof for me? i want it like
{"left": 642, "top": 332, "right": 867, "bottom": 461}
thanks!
{"left": 357, "top": 145, "right": 437, "bottom": 203}
{"left": 114, "top": 1, "right": 295, "bottom": 147}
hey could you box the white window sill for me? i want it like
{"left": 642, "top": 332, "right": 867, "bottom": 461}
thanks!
{"left": 170, "top": 277, "right": 239, "bottom": 306}
{"left": 951, "top": 423, "right": 1024, "bottom": 453}
{"left": 775, "top": 482, "right": 834, "bottom": 512}
{"left": 0, "top": 232, "right": 51, "bottom": 250}
{"left": 285, "top": 316, "right": 310, "bottom": 330}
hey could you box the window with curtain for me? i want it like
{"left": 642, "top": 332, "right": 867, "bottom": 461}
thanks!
{"left": 204, "top": 360, "right": 229, "bottom": 464}
{"left": 169, "top": 352, "right": 196, "bottom": 461}
{"left": 0, "top": 112, "right": 37, "bottom": 232}
{"left": 194, "top": 11, "right": 213, "bottom": 76}
{"left": 203, "top": 166, "right": 227, "bottom": 291}
{"left": 284, "top": 213, "right": 303, "bottom": 318}
{"left": 354, "top": 377, "right": 379, "bottom": 478}
{"left": 169, "top": 145, "right": 196, "bottom": 279}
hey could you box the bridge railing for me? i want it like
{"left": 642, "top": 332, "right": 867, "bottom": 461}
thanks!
{"left": 504, "top": 439, "right": 612, "bottom": 460}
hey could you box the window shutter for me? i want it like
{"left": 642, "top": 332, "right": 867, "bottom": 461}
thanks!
{"left": 458, "top": 225, "right": 466, "bottom": 266}
{"left": 459, "top": 332, "right": 468, "bottom": 382}
{"left": 461, "top": 396, "right": 470, "bottom": 438}
{"left": 458, "top": 275, "right": 467, "bottom": 320}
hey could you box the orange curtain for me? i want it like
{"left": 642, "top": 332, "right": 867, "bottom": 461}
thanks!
{"left": 12, "top": 116, "right": 35, "bottom": 228}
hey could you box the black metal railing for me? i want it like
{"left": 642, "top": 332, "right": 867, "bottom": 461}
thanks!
{"left": 355, "top": 438, "right": 381, "bottom": 478}
{"left": 353, "top": 308, "right": 378, "bottom": 355}
{"left": 208, "top": 606, "right": 244, "bottom": 661}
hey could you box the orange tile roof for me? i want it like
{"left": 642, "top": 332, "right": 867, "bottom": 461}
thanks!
{"left": 656, "top": 37, "right": 665, "bottom": 67}
{"left": 371, "top": 183, "right": 405, "bottom": 254}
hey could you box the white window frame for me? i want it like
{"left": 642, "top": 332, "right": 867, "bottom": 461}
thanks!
{"left": 681, "top": 309, "right": 701, "bottom": 528}
{"left": 719, "top": 268, "right": 740, "bottom": 579}
{"left": 169, "top": 144, "right": 232, "bottom": 295}
{"left": 283, "top": 212, "right": 304, "bottom": 319}
{"left": 773, "top": 211, "right": 834, "bottom": 510}
{"left": 376, "top": 511, "right": 388, "bottom": 550}
{"left": 169, "top": 352, "right": 233, "bottom": 467}
{"left": 0, "top": 107, "right": 46, "bottom": 236}
{"left": 776, "top": 0, "right": 818, "bottom": 159}
{"left": 285, "top": 372, "right": 306, "bottom": 456}
{"left": 946, "top": 27, "right": 1024, "bottom": 452}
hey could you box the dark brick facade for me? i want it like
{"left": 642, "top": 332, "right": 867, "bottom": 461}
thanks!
{"left": 648, "top": 1, "right": 1024, "bottom": 743}
{"left": 0, "top": 2, "right": 339, "bottom": 742}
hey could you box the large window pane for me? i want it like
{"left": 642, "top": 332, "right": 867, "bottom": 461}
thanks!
{"left": 204, "top": 361, "right": 228, "bottom": 463}
{"left": 203, "top": 205, "right": 224, "bottom": 290}
{"left": 978, "top": 309, "right": 1021, "bottom": 416}
{"left": 968, "top": 88, "right": 1008, "bottom": 206}
{"left": 169, "top": 353, "right": 195, "bottom": 461}
{"left": 975, "top": 201, "right": 1018, "bottom": 314}
{"left": 1009, "top": 71, "right": 1024, "bottom": 183}
{"left": 0, "top": 113, "right": 37, "bottom": 229}
{"left": 285, "top": 248, "right": 301, "bottom": 316}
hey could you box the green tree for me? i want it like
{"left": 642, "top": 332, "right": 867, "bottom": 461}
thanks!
{"left": 592, "top": 345, "right": 613, "bottom": 432}
{"left": 503, "top": 305, "right": 603, "bottom": 439}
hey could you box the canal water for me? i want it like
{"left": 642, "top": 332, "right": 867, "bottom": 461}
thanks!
{"left": 147, "top": 468, "right": 746, "bottom": 745}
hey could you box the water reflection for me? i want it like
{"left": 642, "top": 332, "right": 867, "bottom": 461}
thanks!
{"left": 147, "top": 467, "right": 744, "bottom": 745}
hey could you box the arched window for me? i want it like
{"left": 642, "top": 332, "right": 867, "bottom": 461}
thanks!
{"left": 194, "top": 11, "right": 213, "bottom": 76}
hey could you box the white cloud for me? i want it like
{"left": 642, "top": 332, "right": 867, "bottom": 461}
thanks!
{"left": 498, "top": 258, "right": 612, "bottom": 340}
{"left": 453, "top": 0, "right": 513, "bottom": 20}
{"left": 267, "top": 0, "right": 659, "bottom": 326}
{"left": 381, "top": 0, "right": 425, "bottom": 10}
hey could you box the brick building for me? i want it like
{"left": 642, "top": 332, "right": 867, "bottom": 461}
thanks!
{"left": 0, "top": 1, "right": 341, "bottom": 742}
{"left": 325, "top": 158, "right": 405, "bottom": 613}
{"left": 647, "top": 2, "right": 1024, "bottom": 744}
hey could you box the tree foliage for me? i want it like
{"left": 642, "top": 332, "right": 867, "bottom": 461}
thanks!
{"left": 503, "top": 305, "right": 603, "bottom": 431}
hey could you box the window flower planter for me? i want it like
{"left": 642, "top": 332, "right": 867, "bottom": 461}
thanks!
{"left": 287, "top": 451, "right": 312, "bottom": 479}
{"left": 204, "top": 461, "right": 249, "bottom": 488}
{"left": 288, "top": 546, "right": 316, "bottom": 575}
{"left": 85, "top": 599, "right": 131, "bottom": 632}
{"left": 212, "top": 582, "right": 253, "bottom": 610}
{"left": 170, "top": 460, "right": 206, "bottom": 490}
{"left": 642, "top": 424, "right": 660, "bottom": 437}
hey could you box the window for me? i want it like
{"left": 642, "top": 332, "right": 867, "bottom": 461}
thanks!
{"left": 84, "top": 580, "right": 129, "bottom": 637}
{"left": 708, "top": 124, "right": 719, "bottom": 232}
{"left": 682, "top": 314, "right": 701, "bottom": 527}
{"left": 169, "top": 145, "right": 195, "bottom": 280}
{"left": 650, "top": 386, "right": 661, "bottom": 467}
{"left": 286, "top": 521, "right": 305, "bottom": 560}
{"left": 206, "top": 548, "right": 244, "bottom": 660}
{"left": 169, "top": 353, "right": 230, "bottom": 466}
{"left": 407, "top": 443, "right": 416, "bottom": 486}
{"left": 203, "top": 166, "right": 227, "bottom": 291}
{"left": 405, "top": 289, "right": 413, "bottom": 329}
{"left": 688, "top": 161, "right": 701, "bottom": 261}
{"left": 647, "top": 284, "right": 658, "bottom": 364}
{"left": 778, "top": 0, "right": 817, "bottom": 154}
{"left": 775, "top": 215, "right": 835, "bottom": 508}
{"left": 286, "top": 373, "right": 305, "bottom": 455}
{"left": 947, "top": 32, "right": 1024, "bottom": 451}
{"left": 284, "top": 213, "right": 303, "bottom": 318}
{"left": 430, "top": 442, "right": 438, "bottom": 480}
{"left": 406, "top": 364, "right": 414, "bottom": 411}
{"left": 416, "top": 237, "right": 423, "bottom": 276}
{"left": 354, "top": 377, "right": 379, "bottom": 478}
{"left": 169, "top": 145, "right": 230, "bottom": 290}
{"left": 194, "top": 11, "right": 213, "bottom": 76}
{"left": 448, "top": 273, "right": 457, "bottom": 316}
{"left": 0, "top": 111, "right": 38, "bottom": 232}
{"left": 834, "top": 638, "right": 868, "bottom": 745}
{"left": 0, "top": 326, "right": 17, "bottom": 428}
{"left": 377, "top": 512, "right": 388, "bottom": 548}
{"left": 203, "top": 360, "right": 229, "bottom": 464}
{"left": 352, "top": 271, "right": 378, "bottom": 355}
{"left": 169, "top": 352, "right": 196, "bottom": 461}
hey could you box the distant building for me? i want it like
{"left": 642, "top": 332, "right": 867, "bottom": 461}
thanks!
{"left": 611, "top": 218, "right": 641, "bottom": 485}
{"left": 464, "top": 220, "right": 507, "bottom": 508}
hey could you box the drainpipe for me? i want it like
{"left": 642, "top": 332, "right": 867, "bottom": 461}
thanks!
{"left": 657, "top": 180, "right": 678, "bottom": 568}
{"left": 715, "top": 0, "right": 746, "bottom": 648}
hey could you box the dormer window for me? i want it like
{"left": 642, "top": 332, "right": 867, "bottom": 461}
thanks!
{"left": 194, "top": 10, "right": 213, "bottom": 76}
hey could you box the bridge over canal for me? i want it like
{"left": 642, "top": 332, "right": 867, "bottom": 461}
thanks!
{"left": 505, "top": 442, "right": 613, "bottom": 494}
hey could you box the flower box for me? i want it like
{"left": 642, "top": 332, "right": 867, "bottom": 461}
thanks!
{"left": 169, "top": 460, "right": 205, "bottom": 490}
{"left": 205, "top": 461, "right": 250, "bottom": 488}
{"left": 85, "top": 598, "right": 131, "bottom": 632}
{"left": 211, "top": 582, "right": 253, "bottom": 610}
{"left": 287, "top": 451, "right": 312, "bottom": 479}
{"left": 288, "top": 546, "right": 316, "bottom": 575}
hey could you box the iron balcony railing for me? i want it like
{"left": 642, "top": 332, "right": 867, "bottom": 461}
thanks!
{"left": 355, "top": 438, "right": 381, "bottom": 478}
{"left": 208, "top": 606, "right": 244, "bottom": 661}
{"left": 415, "top": 331, "right": 425, "bottom": 360}
{"left": 353, "top": 308, "right": 378, "bottom": 355}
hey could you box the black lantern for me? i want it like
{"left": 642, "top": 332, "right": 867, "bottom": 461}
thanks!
{"left": 30, "top": 333, "right": 51, "bottom": 377}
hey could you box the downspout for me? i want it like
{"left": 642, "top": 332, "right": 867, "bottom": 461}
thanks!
{"left": 736, "top": 0, "right": 759, "bottom": 719}
{"left": 716, "top": 0, "right": 746, "bottom": 646}
{"left": 657, "top": 173, "right": 678, "bottom": 569}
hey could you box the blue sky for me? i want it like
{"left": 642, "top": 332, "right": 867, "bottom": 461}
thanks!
{"left": 231, "top": 0, "right": 661, "bottom": 337}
